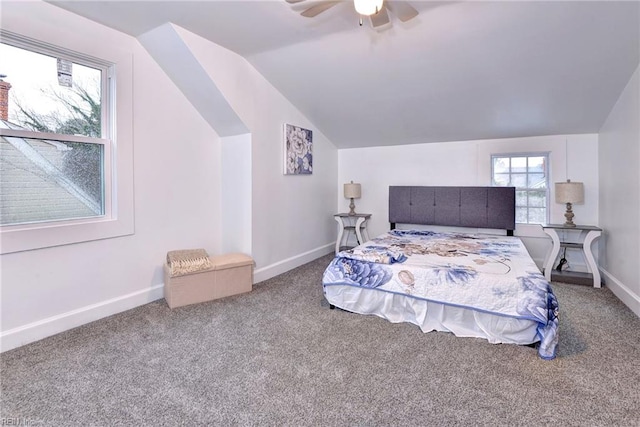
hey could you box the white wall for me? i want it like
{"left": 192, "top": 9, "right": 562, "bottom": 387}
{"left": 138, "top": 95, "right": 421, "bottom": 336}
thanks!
{"left": 337, "top": 134, "right": 599, "bottom": 268}
{"left": 599, "top": 65, "right": 640, "bottom": 317}
{"left": 0, "top": 2, "right": 223, "bottom": 350}
{"left": 168, "top": 26, "right": 338, "bottom": 281}
{"left": 221, "top": 134, "right": 252, "bottom": 255}
{"left": 0, "top": 2, "right": 339, "bottom": 351}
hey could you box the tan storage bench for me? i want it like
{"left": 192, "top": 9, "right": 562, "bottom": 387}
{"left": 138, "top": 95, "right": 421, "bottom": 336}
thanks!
{"left": 164, "top": 253, "right": 253, "bottom": 309}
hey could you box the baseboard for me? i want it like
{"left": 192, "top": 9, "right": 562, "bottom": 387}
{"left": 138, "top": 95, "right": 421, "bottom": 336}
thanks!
{"left": 601, "top": 268, "right": 640, "bottom": 318}
{"left": 1, "top": 245, "right": 335, "bottom": 353}
{"left": 5, "top": 253, "right": 630, "bottom": 353}
{"left": 253, "top": 243, "right": 334, "bottom": 284}
{"left": 0, "top": 284, "right": 165, "bottom": 353}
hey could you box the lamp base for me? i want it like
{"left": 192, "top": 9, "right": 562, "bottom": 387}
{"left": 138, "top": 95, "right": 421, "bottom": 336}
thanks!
{"left": 348, "top": 198, "right": 356, "bottom": 215}
{"left": 563, "top": 202, "right": 576, "bottom": 227}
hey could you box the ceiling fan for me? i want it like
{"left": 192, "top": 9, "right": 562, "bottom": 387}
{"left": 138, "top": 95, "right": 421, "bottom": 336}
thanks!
{"left": 286, "top": 0, "right": 419, "bottom": 29}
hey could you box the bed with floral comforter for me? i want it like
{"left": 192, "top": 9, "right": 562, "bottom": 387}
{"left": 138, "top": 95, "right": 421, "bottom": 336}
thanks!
{"left": 322, "top": 230, "right": 559, "bottom": 359}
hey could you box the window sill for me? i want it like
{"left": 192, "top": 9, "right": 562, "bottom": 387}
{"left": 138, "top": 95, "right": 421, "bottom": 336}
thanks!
{"left": 1, "top": 215, "right": 134, "bottom": 254}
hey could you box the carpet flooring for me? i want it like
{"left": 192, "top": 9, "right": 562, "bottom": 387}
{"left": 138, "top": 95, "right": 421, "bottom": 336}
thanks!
{"left": 1, "top": 254, "right": 639, "bottom": 426}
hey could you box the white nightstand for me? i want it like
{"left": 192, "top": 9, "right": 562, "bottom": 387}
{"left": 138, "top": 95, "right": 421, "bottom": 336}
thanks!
{"left": 542, "top": 224, "right": 602, "bottom": 288}
{"left": 334, "top": 213, "right": 371, "bottom": 254}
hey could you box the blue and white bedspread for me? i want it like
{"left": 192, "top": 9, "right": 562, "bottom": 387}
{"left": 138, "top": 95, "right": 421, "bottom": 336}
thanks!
{"left": 323, "top": 230, "right": 559, "bottom": 359}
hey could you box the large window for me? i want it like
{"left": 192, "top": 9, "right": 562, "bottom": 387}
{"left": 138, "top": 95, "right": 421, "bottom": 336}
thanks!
{"left": 0, "top": 33, "right": 112, "bottom": 227}
{"left": 492, "top": 153, "right": 549, "bottom": 224}
{"left": 0, "top": 25, "right": 133, "bottom": 255}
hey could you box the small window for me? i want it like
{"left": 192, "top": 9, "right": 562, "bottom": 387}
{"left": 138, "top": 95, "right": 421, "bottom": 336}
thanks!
{"left": 492, "top": 153, "right": 549, "bottom": 224}
{"left": 0, "top": 34, "right": 111, "bottom": 227}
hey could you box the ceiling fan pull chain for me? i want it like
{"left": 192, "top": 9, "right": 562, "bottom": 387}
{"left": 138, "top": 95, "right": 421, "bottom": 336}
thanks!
{"left": 359, "top": 16, "right": 363, "bottom": 26}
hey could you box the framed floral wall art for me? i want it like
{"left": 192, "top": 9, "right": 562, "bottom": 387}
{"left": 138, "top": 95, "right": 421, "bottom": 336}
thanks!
{"left": 283, "top": 123, "right": 313, "bottom": 175}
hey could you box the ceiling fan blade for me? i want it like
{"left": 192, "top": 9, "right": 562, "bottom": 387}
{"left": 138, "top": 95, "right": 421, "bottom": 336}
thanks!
{"left": 285, "top": 0, "right": 306, "bottom": 3}
{"left": 388, "top": 1, "right": 419, "bottom": 22}
{"left": 301, "top": 1, "right": 340, "bottom": 18}
{"left": 370, "top": 7, "right": 390, "bottom": 28}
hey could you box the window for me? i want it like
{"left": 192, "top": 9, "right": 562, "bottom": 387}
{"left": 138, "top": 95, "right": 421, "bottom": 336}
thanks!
{"left": 492, "top": 153, "right": 549, "bottom": 224}
{"left": 0, "top": 28, "right": 133, "bottom": 255}
{"left": 0, "top": 34, "right": 111, "bottom": 227}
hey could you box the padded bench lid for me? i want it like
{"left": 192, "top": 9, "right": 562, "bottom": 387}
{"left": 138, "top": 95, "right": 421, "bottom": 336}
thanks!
{"left": 210, "top": 253, "right": 254, "bottom": 270}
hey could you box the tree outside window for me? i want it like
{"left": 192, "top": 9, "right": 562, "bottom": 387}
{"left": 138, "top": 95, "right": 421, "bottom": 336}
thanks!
{"left": 0, "top": 38, "right": 109, "bottom": 226}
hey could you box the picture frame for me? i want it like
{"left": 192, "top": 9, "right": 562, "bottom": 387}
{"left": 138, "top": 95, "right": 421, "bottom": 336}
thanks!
{"left": 283, "top": 123, "right": 313, "bottom": 175}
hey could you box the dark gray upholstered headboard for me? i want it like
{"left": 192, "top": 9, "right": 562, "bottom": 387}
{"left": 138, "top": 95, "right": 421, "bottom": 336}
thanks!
{"left": 389, "top": 186, "right": 516, "bottom": 235}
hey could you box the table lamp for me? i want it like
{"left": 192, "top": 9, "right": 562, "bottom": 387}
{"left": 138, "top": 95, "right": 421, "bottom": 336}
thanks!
{"left": 344, "top": 181, "right": 361, "bottom": 215}
{"left": 555, "top": 179, "right": 584, "bottom": 227}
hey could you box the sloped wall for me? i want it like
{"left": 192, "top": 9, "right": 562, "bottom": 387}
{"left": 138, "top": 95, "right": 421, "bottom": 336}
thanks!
{"left": 158, "top": 25, "right": 338, "bottom": 280}
{"left": 0, "top": 2, "right": 222, "bottom": 350}
{"left": 0, "top": 2, "right": 339, "bottom": 351}
{"left": 599, "top": 65, "right": 640, "bottom": 317}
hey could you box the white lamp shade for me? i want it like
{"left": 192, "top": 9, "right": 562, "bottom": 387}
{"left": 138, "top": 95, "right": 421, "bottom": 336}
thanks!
{"left": 555, "top": 181, "right": 584, "bottom": 204}
{"left": 344, "top": 182, "right": 361, "bottom": 199}
{"left": 354, "top": 0, "right": 384, "bottom": 16}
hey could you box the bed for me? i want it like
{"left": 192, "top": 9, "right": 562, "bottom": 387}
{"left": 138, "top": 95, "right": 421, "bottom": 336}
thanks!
{"left": 322, "top": 186, "right": 559, "bottom": 359}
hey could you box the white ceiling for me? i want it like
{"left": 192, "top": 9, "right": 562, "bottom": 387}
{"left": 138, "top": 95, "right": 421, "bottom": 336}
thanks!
{"left": 49, "top": 0, "right": 640, "bottom": 149}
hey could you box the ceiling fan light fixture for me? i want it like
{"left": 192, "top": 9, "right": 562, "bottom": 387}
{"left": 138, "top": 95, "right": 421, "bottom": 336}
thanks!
{"left": 354, "top": 0, "right": 383, "bottom": 16}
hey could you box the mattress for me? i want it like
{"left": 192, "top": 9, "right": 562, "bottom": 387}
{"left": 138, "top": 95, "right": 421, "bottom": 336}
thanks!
{"left": 322, "top": 229, "right": 559, "bottom": 359}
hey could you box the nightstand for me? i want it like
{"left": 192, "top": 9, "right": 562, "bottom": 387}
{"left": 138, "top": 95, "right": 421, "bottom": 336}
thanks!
{"left": 334, "top": 213, "right": 371, "bottom": 254}
{"left": 542, "top": 224, "right": 602, "bottom": 288}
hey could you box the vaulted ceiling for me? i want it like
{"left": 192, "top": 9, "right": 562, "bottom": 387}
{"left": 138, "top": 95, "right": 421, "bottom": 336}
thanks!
{"left": 50, "top": 1, "right": 640, "bottom": 149}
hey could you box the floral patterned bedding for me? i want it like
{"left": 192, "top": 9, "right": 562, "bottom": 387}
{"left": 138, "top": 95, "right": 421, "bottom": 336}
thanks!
{"left": 323, "top": 230, "right": 559, "bottom": 359}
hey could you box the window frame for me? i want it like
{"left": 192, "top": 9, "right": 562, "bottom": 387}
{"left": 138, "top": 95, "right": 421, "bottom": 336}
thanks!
{"left": 0, "top": 29, "right": 134, "bottom": 254}
{"left": 491, "top": 152, "right": 550, "bottom": 225}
